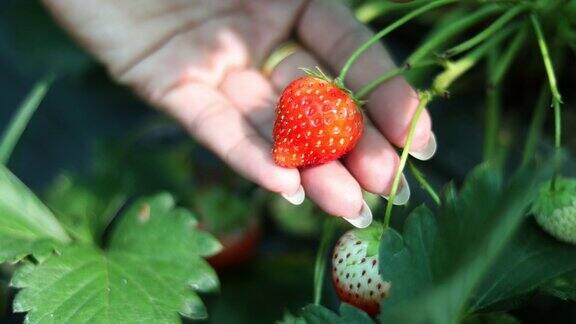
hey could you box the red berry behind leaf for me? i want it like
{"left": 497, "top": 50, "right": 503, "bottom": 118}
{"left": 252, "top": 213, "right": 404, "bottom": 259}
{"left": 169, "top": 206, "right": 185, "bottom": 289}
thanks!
{"left": 332, "top": 227, "right": 390, "bottom": 316}
{"left": 272, "top": 76, "right": 363, "bottom": 168}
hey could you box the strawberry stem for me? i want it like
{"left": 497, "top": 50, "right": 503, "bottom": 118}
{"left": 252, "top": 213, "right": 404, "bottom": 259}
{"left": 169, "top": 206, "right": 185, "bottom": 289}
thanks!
{"left": 442, "top": 4, "right": 528, "bottom": 58}
{"left": 313, "top": 218, "right": 337, "bottom": 305}
{"left": 355, "top": 59, "right": 437, "bottom": 99}
{"left": 408, "top": 161, "right": 440, "bottom": 206}
{"left": 336, "top": 0, "right": 457, "bottom": 87}
{"left": 384, "top": 90, "right": 432, "bottom": 228}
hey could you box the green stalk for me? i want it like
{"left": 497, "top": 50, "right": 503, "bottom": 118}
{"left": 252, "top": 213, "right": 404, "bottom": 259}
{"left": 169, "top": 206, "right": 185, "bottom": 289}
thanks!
{"left": 521, "top": 87, "right": 549, "bottom": 166}
{"left": 0, "top": 77, "right": 53, "bottom": 165}
{"left": 356, "top": 59, "right": 437, "bottom": 99}
{"left": 530, "top": 14, "right": 562, "bottom": 150}
{"left": 484, "top": 27, "right": 526, "bottom": 162}
{"left": 384, "top": 91, "right": 432, "bottom": 228}
{"left": 433, "top": 24, "right": 517, "bottom": 95}
{"left": 337, "top": 0, "right": 457, "bottom": 86}
{"left": 408, "top": 4, "right": 502, "bottom": 66}
{"left": 313, "top": 218, "right": 337, "bottom": 305}
{"left": 443, "top": 4, "right": 527, "bottom": 58}
{"left": 408, "top": 161, "right": 440, "bottom": 206}
{"left": 484, "top": 50, "right": 502, "bottom": 163}
{"left": 356, "top": 0, "right": 431, "bottom": 23}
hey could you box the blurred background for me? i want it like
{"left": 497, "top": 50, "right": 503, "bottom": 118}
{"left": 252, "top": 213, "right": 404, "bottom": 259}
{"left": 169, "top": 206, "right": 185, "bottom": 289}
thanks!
{"left": 0, "top": 0, "right": 575, "bottom": 323}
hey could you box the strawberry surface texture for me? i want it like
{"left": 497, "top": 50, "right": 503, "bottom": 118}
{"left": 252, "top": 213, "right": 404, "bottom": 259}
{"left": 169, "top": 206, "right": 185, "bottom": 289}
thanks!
{"left": 272, "top": 76, "right": 363, "bottom": 168}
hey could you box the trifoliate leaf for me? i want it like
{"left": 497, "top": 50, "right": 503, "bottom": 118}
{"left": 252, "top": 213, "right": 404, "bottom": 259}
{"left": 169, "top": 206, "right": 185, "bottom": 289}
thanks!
{"left": 0, "top": 165, "right": 69, "bottom": 263}
{"left": 378, "top": 206, "right": 436, "bottom": 308}
{"left": 470, "top": 220, "right": 576, "bottom": 311}
{"left": 462, "top": 313, "right": 520, "bottom": 324}
{"left": 12, "top": 193, "right": 221, "bottom": 323}
{"left": 379, "top": 159, "right": 554, "bottom": 324}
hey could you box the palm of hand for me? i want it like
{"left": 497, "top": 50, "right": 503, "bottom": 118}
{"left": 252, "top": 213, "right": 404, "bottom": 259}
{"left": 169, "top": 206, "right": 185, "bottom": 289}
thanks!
{"left": 44, "top": 0, "right": 435, "bottom": 223}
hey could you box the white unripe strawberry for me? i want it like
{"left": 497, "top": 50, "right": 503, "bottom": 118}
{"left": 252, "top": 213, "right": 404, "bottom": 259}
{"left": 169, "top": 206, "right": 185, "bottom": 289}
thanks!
{"left": 532, "top": 178, "right": 576, "bottom": 244}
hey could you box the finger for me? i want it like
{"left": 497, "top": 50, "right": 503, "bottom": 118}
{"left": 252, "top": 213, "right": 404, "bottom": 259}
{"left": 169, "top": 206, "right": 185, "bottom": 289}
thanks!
{"left": 343, "top": 124, "right": 410, "bottom": 205}
{"left": 158, "top": 82, "right": 302, "bottom": 199}
{"left": 301, "top": 161, "right": 371, "bottom": 227}
{"left": 297, "top": 0, "right": 436, "bottom": 158}
{"left": 264, "top": 48, "right": 370, "bottom": 225}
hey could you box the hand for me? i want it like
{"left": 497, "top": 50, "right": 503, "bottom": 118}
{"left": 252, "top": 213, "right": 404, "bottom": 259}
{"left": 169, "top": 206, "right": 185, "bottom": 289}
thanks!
{"left": 43, "top": 0, "right": 436, "bottom": 226}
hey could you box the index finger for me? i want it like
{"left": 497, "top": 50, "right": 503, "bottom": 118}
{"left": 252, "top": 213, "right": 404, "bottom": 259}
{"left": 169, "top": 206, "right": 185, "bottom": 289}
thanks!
{"left": 297, "top": 0, "right": 435, "bottom": 157}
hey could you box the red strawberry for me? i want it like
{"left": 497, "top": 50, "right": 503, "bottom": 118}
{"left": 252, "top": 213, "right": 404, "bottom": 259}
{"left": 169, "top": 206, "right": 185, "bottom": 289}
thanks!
{"left": 272, "top": 73, "right": 363, "bottom": 168}
{"left": 332, "top": 225, "right": 390, "bottom": 316}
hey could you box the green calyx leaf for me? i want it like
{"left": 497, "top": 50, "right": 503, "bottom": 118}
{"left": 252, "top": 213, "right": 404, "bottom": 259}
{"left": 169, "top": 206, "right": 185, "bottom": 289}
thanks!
{"left": 12, "top": 193, "right": 221, "bottom": 323}
{"left": 353, "top": 222, "right": 384, "bottom": 257}
{"left": 532, "top": 177, "right": 576, "bottom": 244}
{"left": 299, "top": 66, "right": 365, "bottom": 107}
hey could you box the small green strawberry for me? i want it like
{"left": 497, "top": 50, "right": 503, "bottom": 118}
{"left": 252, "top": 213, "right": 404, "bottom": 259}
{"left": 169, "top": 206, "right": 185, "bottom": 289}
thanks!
{"left": 532, "top": 178, "right": 576, "bottom": 244}
{"left": 331, "top": 223, "right": 390, "bottom": 316}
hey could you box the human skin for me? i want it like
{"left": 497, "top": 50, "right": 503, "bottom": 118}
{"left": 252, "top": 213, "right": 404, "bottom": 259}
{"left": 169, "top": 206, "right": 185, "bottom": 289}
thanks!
{"left": 42, "top": 0, "right": 435, "bottom": 226}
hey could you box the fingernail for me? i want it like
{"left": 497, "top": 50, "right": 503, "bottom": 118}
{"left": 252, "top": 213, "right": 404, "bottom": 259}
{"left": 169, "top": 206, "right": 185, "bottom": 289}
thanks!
{"left": 409, "top": 133, "right": 437, "bottom": 161}
{"left": 382, "top": 174, "right": 411, "bottom": 205}
{"left": 343, "top": 200, "right": 373, "bottom": 228}
{"left": 281, "top": 185, "right": 305, "bottom": 205}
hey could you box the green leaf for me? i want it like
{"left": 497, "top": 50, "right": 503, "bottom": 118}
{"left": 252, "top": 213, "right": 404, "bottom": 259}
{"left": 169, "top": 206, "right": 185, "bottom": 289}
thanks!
{"left": 379, "top": 160, "right": 554, "bottom": 323}
{"left": 299, "top": 304, "right": 374, "bottom": 324}
{"left": 462, "top": 312, "right": 520, "bottom": 324}
{"left": 470, "top": 220, "right": 576, "bottom": 310}
{"left": 541, "top": 270, "right": 576, "bottom": 302}
{"left": 378, "top": 206, "right": 436, "bottom": 308}
{"left": 44, "top": 174, "right": 125, "bottom": 244}
{"left": 13, "top": 193, "right": 221, "bottom": 323}
{"left": 0, "top": 165, "right": 70, "bottom": 263}
{"left": 0, "top": 77, "right": 52, "bottom": 165}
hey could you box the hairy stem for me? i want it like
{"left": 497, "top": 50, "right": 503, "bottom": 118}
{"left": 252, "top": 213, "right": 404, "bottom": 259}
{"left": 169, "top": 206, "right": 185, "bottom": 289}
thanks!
{"left": 356, "top": 59, "right": 437, "bottom": 99}
{"left": 408, "top": 4, "right": 502, "bottom": 65}
{"left": 484, "top": 27, "right": 526, "bottom": 162}
{"left": 384, "top": 91, "right": 432, "bottom": 228}
{"left": 522, "top": 87, "right": 549, "bottom": 166}
{"left": 408, "top": 161, "right": 441, "bottom": 205}
{"left": 337, "top": 0, "right": 457, "bottom": 86}
{"left": 313, "top": 218, "right": 337, "bottom": 305}
{"left": 443, "top": 4, "right": 527, "bottom": 58}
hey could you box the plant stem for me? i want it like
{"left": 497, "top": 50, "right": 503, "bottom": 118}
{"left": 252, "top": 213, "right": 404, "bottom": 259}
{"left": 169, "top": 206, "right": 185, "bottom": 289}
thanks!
{"left": 443, "top": 4, "right": 527, "bottom": 58}
{"left": 530, "top": 14, "right": 562, "bottom": 150}
{"left": 384, "top": 91, "right": 432, "bottom": 228}
{"left": 356, "top": 59, "right": 437, "bottom": 99}
{"left": 0, "top": 77, "right": 53, "bottom": 165}
{"left": 531, "top": 14, "right": 563, "bottom": 189}
{"left": 484, "top": 50, "right": 502, "bottom": 163}
{"left": 356, "top": 0, "right": 431, "bottom": 23}
{"left": 521, "top": 86, "right": 549, "bottom": 166}
{"left": 484, "top": 27, "right": 526, "bottom": 162}
{"left": 433, "top": 24, "right": 517, "bottom": 95}
{"left": 407, "top": 4, "right": 502, "bottom": 66}
{"left": 313, "top": 218, "right": 337, "bottom": 305}
{"left": 408, "top": 161, "right": 440, "bottom": 206}
{"left": 336, "top": 0, "right": 457, "bottom": 86}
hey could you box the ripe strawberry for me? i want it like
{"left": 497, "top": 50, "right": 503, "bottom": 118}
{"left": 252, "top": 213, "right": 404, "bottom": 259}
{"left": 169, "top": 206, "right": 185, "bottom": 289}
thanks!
{"left": 332, "top": 224, "right": 390, "bottom": 316}
{"left": 532, "top": 178, "right": 576, "bottom": 244}
{"left": 272, "top": 73, "right": 363, "bottom": 168}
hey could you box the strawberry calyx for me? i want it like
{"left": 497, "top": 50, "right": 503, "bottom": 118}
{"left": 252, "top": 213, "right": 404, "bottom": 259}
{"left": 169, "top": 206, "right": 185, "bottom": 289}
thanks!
{"left": 300, "top": 66, "right": 365, "bottom": 107}
{"left": 350, "top": 222, "right": 384, "bottom": 257}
